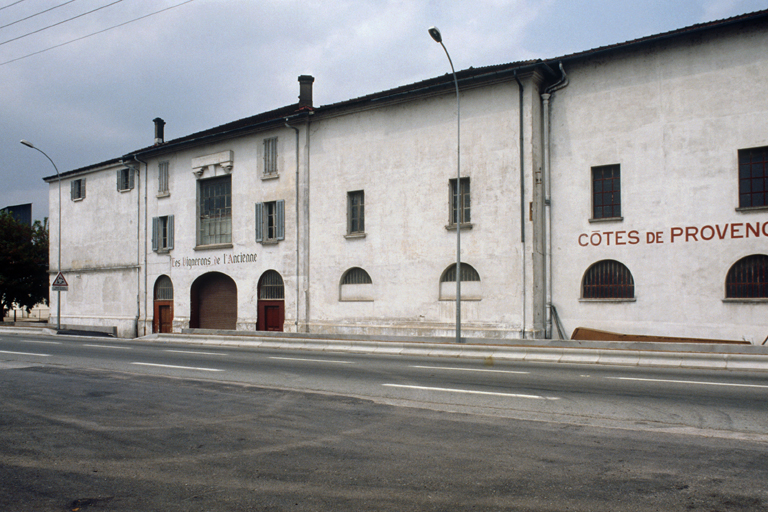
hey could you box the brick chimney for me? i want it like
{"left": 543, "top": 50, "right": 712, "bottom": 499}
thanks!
{"left": 298, "top": 75, "right": 314, "bottom": 107}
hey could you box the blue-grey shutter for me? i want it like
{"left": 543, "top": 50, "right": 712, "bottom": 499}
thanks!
{"left": 255, "top": 203, "right": 263, "bottom": 242}
{"left": 152, "top": 217, "right": 159, "bottom": 251}
{"left": 276, "top": 199, "right": 285, "bottom": 241}
{"left": 116, "top": 170, "right": 121, "bottom": 191}
{"left": 129, "top": 168, "right": 135, "bottom": 190}
{"left": 81, "top": 178, "right": 85, "bottom": 199}
{"left": 167, "top": 215, "right": 174, "bottom": 250}
{"left": 71, "top": 180, "right": 76, "bottom": 200}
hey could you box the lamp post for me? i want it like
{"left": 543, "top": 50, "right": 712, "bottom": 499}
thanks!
{"left": 428, "top": 26, "right": 463, "bottom": 344}
{"left": 20, "top": 140, "right": 62, "bottom": 330}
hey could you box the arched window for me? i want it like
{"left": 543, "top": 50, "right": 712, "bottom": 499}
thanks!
{"left": 259, "top": 270, "right": 284, "bottom": 300}
{"left": 726, "top": 254, "right": 768, "bottom": 298}
{"left": 341, "top": 267, "right": 372, "bottom": 285}
{"left": 582, "top": 260, "right": 634, "bottom": 299}
{"left": 440, "top": 263, "right": 481, "bottom": 300}
{"left": 154, "top": 275, "right": 173, "bottom": 300}
{"left": 340, "top": 267, "right": 373, "bottom": 301}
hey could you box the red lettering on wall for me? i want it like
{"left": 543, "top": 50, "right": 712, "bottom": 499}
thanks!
{"left": 700, "top": 225, "right": 715, "bottom": 241}
{"left": 615, "top": 231, "right": 626, "bottom": 245}
{"left": 731, "top": 223, "right": 743, "bottom": 239}
{"left": 746, "top": 222, "right": 760, "bottom": 238}
{"left": 715, "top": 224, "right": 728, "bottom": 239}
{"left": 578, "top": 233, "right": 588, "bottom": 247}
{"left": 628, "top": 231, "right": 640, "bottom": 244}
{"left": 671, "top": 227, "right": 683, "bottom": 242}
{"left": 685, "top": 226, "right": 698, "bottom": 242}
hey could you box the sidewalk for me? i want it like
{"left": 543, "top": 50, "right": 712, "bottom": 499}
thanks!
{"left": 3, "top": 324, "right": 768, "bottom": 371}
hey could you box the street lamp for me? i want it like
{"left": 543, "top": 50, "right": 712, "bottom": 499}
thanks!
{"left": 20, "top": 139, "right": 62, "bottom": 331}
{"left": 429, "top": 26, "right": 463, "bottom": 344}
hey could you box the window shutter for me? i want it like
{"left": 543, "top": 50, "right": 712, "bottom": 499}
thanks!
{"left": 81, "top": 178, "right": 86, "bottom": 199}
{"left": 276, "top": 199, "right": 285, "bottom": 240}
{"left": 167, "top": 215, "right": 174, "bottom": 250}
{"left": 255, "top": 203, "right": 263, "bottom": 242}
{"left": 71, "top": 180, "right": 76, "bottom": 200}
{"left": 129, "top": 168, "right": 135, "bottom": 190}
{"left": 152, "top": 217, "right": 159, "bottom": 251}
{"left": 116, "top": 170, "right": 122, "bottom": 191}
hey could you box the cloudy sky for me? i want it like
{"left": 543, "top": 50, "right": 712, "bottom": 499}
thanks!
{"left": 2, "top": 0, "right": 766, "bottom": 221}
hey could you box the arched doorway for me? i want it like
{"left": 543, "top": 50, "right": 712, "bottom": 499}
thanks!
{"left": 153, "top": 275, "right": 174, "bottom": 333}
{"left": 190, "top": 272, "right": 237, "bottom": 330}
{"left": 258, "top": 270, "right": 284, "bottom": 331}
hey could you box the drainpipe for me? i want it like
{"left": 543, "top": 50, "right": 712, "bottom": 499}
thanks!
{"left": 122, "top": 160, "right": 142, "bottom": 337}
{"left": 131, "top": 154, "right": 149, "bottom": 337}
{"left": 514, "top": 70, "right": 526, "bottom": 339}
{"left": 542, "top": 62, "right": 568, "bottom": 339}
{"left": 285, "top": 119, "right": 300, "bottom": 332}
{"left": 303, "top": 114, "right": 311, "bottom": 333}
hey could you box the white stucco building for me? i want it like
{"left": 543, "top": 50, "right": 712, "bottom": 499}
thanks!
{"left": 45, "top": 10, "right": 768, "bottom": 343}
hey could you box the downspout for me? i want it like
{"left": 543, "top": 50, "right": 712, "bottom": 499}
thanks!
{"left": 285, "top": 119, "right": 300, "bottom": 332}
{"left": 303, "top": 114, "right": 311, "bottom": 333}
{"left": 132, "top": 154, "right": 149, "bottom": 337}
{"left": 542, "top": 62, "right": 568, "bottom": 339}
{"left": 122, "top": 159, "right": 141, "bottom": 337}
{"left": 514, "top": 70, "right": 526, "bottom": 339}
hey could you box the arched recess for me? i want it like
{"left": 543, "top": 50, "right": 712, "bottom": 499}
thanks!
{"left": 258, "top": 270, "right": 284, "bottom": 331}
{"left": 725, "top": 254, "right": 768, "bottom": 298}
{"left": 340, "top": 267, "right": 373, "bottom": 301}
{"left": 153, "top": 275, "right": 174, "bottom": 333}
{"left": 581, "top": 260, "right": 634, "bottom": 299}
{"left": 190, "top": 272, "right": 237, "bottom": 330}
{"left": 440, "top": 263, "right": 481, "bottom": 300}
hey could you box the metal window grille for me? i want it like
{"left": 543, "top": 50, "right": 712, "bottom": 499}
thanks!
{"left": 158, "top": 162, "right": 169, "bottom": 193}
{"left": 592, "top": 164, "right": 621, "bottom": 219}
{"left": 154, "top": 275, "right": 174, "bottom": 300}
{"left": 738, "top": 147, "right": 767, "bottom": 208}
{"left": 348, "top": 191, "right": 365, "bottom": 233}
{"left": 450, "top": 178, "right": 470, "bottom": 224}
{"left": 441, "top": 263, "right": 480, "bottom": 283}
{"left": 199, "top": 176, "right": 232, "bottom": 245}
{"left": 342, "top": 267, "right": 372, "bottom": 285}
{"left": 582, "top": 260, "right": 634, "bottom": 299}
{"left": 726, "top": 254, "right": 768, "bottom": 298}
{"left": 259, "top": 270, "right": 284, "bottom": 299}
{"left": 264, "top": 137, "right": 278, "bottom": 175}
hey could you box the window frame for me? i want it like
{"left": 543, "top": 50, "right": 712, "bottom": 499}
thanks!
{"left": 255, "top": 200, "right": 285, "bottom": 244}
{"left": 117, "top": 168, "right": 135, "bottom": 192}
{"left": 152, "top": 215, "right": 174, "bottom": 252}
{"left": 580, "top": 259, "right": 635, "bottom": 301}
{"left": 263, "top": 137, "right": 278, "bottom": 179}
{"left": 448, "top": 177, "right": 471, "bottom": 229}
{"left": 737, "top": 146, "right": 768, "bottom": 211}
{"left": 591, "top": 164, "right": 622, "bottom": 221}
{"left": 70, "top": 178, "right": 86, "bottom": 201}
{"left": 346, "top": 190, "right": 365, "bottom": 237}
{"left": 158, "top": 161, "right": 170, "bottom": 196}
{"left": 724, "top": 254, "right": 768, "bottom": 300}
{"left": 197, "top": 175, "right": 232, "bottom": 248}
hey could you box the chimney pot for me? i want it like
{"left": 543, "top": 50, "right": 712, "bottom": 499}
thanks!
{"left": 298, "top": 75, "right": 314, "bottom": 107}
{"left": 153, "top": 117, "right": 165, "bottom": 145}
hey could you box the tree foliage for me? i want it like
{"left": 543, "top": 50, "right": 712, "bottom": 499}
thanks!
{"left": 0, "top": 212, "right": 49, "bottom": 319}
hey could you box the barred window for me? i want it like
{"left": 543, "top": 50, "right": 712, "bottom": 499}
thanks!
{"left": 726, "top": 254, "right": 768, "bottom": 298}
{"left": 441, "top": 263, "right": 480, "bottom": 282}
{"left": 592, "top": 164, "right": 621, "bottom": 219}
{"left": 264, "top": 137, "right": 278, "bottom": 176}
{"left": 259, "top": 270, "right": 284, "bottom": 300}
{"left": 582, "top": 260, "right": 634, "bottom": 299}
{"left": 154, "top": 275, "right": 174, "bottom": 300}
{"left": 738, "top": 147, "right": 767, "bottom": 208}
{"left": 198, "top": 176, "right": 231, "bottom": 246}
{"left": 342, "top": 267, "right": 372, "bottom": 285}
{"left": 158, "top": 161, "right": 169, "bottom": 194}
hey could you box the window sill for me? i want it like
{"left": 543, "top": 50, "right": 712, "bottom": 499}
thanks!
{"left": 118, "top": 188, "right": 133, "bottom": 193}
{"left": 155, "top": 248, "right": 172, "bottom": 254}
{"left": 439, "top": 297, "right": 482, "bottom": 301}
{"left": 156, "top": 192, "right": 170, "bottom": 199}
{"left": 589, "top": 216, "right": 623, "bottom": 223}
{"left": 259, "top": 239, "right": 280, "bottom": 245}
{"left": 261, "top": 174, "right": 279, "bottom": 181}
{"left": 579, "top": 298, "right": 636, "bottom": 303}
{"left": 722, "top": 298, "right": 768, "bottom": 303}
{"left": 344, "top": 232, "right": 366, "bottom": 240}
{"left": 445, "top": 223, "right": 473, "bottom": 231}
{"left": 72, "top": 197, "right": 84, "bottom": 202}
{"left": 194, "top": 243, "right": 233, "bottom": 251}
{"left": 736, "top": 206, "right": 768, "bottom": 213}
{"left": 339, "top": 298, "right": 374, "bottom": 302}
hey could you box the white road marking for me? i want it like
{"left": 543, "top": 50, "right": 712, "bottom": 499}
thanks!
{"left": 22, "top": 340, "right": 61, "bottom": 345}
{"left": 165, "top": 349, "right": 227, "bottom": 356}
{"left": 83, "top": 344, "right": 131, "bottom": 350}
{"left": 0, "top": 350, "right": 50, "bottom": 357}
{"left": 411, "top": 365, "right": 528, "bottom": 374}
{"left": 608, "top": 377, "right": 768, "bottom": 389}
{"left": 269, "top": 356, "right": 352, "bottom": 364}
{"left": 383, "top": 383, "right": 559, "bottom": 400}
{"left": 131, "top": 362, "right": 223, "bottom": 372}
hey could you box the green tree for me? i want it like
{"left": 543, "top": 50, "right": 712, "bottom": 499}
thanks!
{"left": 0, "top": 212, "right": 49, "bottom": 320}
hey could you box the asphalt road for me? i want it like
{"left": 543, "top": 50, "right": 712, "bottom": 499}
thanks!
{"left": 1, "top": 332, "right": 768, "bottom": 511}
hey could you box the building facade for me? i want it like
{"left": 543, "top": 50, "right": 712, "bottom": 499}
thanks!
{"left": 45, "top": 11, "right": 768, "bottom": 342}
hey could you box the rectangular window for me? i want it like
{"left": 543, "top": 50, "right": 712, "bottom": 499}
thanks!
{"left": 449, "top": 177, "right": 470, "bottom": 225}
{"left": 592, "top": 164, "right": 621, "bottom": 219}
{"left": 264, "top": 137, "right": 278, "bottom": 177}
{"left": 738, "top": 146, "right": 767, "bottom": 208}
{"left": 158, "top": 161, "right": 169, "bottom": 194}
{"left": 152, "top": 215, "right": 174, "bottom": 252}
{"left": 70, "top": 178, "right": 86, "bottom": 201}
{"left": 347, "top": 190, "right": 365, "bottom": 234}
{"left": 198, "top": 176, "right": 232, "bottom": 246}
{"left": 255, "top": 200, "right": 285, "bottom": 243}
{"left": 117, "top": 168, "right": 135, "bottom": 192}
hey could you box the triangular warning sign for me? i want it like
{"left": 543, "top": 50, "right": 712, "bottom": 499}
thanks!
{"left": 52, "top": 273, "right": 68, "bottom": 288}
